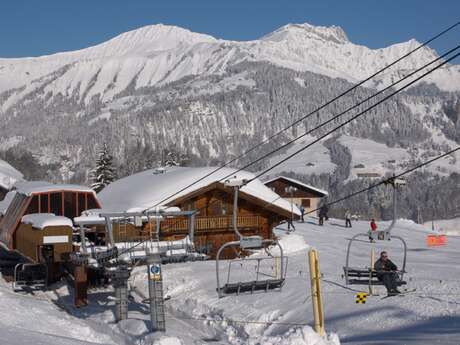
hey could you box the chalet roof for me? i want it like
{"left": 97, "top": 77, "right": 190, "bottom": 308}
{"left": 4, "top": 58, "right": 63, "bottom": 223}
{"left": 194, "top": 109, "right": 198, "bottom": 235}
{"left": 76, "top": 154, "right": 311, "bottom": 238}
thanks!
{"left": 22, "top": 214, "right": 73, "bottom": 229}
{"left": 98, "top": 166, "right": 301, "bottom": 216}
{"left": 0, "top": 159, "right": 24, "bottom": 191}
{"left": 13, "top": 181, "right": 95, "bottom": 196}
{"left": 263, "top": 176, "right": 329, "bottom": 197}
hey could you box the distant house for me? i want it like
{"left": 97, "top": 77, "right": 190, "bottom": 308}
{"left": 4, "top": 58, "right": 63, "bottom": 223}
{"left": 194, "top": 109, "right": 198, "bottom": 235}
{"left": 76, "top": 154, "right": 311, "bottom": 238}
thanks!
{"left": 356, "top": 172, "right": 381, "bottom": 179}
{"left": 97, "top": 167, "right": 300, "bottom": 258}
{"left": 0, "top": 159, "right": 24, "bottom": 200}
{"left": 263, "top": 176, "right": 328, "bottom": 217}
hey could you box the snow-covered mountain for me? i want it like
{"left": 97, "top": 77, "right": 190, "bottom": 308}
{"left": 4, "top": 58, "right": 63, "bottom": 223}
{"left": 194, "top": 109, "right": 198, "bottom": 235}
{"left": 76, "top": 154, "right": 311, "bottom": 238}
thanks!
{"left": 1, "top": 23, "right": 459, "bottom": 111}
{"left": 0, "top": 22, "right": 459, "bottom": 220}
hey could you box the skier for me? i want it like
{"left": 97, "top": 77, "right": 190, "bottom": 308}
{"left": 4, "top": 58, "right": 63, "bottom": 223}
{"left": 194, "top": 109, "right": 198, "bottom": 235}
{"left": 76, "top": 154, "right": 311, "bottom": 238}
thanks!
{"left": 300, "top": 205, "right": 305, "bottom": 223}
{"left": 318, "top": 205, "right": 326, "bottom": 226}
{"left": 374, "top": 251, "right": 400, "bottom": 295}
{"left": 369, "top": 218, "right": 377, "bottom": 241}
{"left": 345, "top": 210, "right": 352, "bottom": 228}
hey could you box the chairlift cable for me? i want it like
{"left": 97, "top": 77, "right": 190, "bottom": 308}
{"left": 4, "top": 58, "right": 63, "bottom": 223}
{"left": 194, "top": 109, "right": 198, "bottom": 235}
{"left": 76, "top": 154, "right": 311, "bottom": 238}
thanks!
{"left": 304, "top": 146, "right": 460, "bottom": 217}
{"left": 117, "top": 45, "right": 460, "bottom": 258}
{"left": 144, "top": 21, "right": 460, "bottom": 212}
{"left": 251, "top": 51, "right": 460, "bottom": 182}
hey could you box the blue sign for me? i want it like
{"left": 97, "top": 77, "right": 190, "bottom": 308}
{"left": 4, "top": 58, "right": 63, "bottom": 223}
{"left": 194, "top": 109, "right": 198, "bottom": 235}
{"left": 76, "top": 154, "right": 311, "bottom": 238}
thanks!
{"left": 150, "top": 264, "right": 160, "bottom": 275}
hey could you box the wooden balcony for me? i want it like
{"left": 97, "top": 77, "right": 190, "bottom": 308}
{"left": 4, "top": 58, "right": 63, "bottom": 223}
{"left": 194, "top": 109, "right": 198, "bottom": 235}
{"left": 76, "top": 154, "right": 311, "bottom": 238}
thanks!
{"left": 158, "top": 215, "right": 261, "bottom": 234}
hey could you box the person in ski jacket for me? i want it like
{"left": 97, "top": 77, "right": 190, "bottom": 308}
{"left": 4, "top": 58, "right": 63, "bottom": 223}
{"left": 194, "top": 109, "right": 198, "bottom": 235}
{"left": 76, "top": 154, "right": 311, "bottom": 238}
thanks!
{"left": 370, "top": 219, "right": 377, "bottom": 231}
{"left": 374, "top": 251, "right": 400, "bottom": 295}
{"left": 345, "top": 210, "right": 352, "bottom": 228}
{"left": 300, "top": 205, "right": 305, "bottom": 223}
{"left": 318, "top": 205, "right": 327, "bottom": 226}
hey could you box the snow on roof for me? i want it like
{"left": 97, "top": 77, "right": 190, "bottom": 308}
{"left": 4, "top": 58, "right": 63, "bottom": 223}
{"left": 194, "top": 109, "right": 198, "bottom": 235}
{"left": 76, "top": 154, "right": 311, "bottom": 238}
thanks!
{"left": 0, "top": 191, "right": 17, "bottom": 216}
{"left": 98, "top": 166, "right": 300, "bottom": 216}
{"left": 21, "top": 213, "right": 73, "bottom": 229}
{"left": 14, "top": 181, "right": 95, "bottom": 196}
{"left": 264, "top": 176, "right": 329, "bottom": 196}
{"left": 0, "top": 159, "right": 24, "bottom": 190}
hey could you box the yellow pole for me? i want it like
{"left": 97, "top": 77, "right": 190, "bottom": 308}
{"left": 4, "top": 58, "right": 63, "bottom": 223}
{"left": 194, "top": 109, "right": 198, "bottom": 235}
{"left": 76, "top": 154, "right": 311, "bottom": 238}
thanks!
{"left": 274, "top": 257, "right": 280, "bottom": 278}
{"left": 369, "top": 248, "right": 375, "bottom": 295}
{"left": 308, "top": 249, "right": 325, "bottom": 336}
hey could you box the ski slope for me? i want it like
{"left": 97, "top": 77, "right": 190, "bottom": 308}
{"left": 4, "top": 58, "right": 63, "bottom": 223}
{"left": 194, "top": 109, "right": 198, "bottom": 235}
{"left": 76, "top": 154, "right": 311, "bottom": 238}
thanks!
{"left": 1, "top": 218, "right": 460, "bottom": 344}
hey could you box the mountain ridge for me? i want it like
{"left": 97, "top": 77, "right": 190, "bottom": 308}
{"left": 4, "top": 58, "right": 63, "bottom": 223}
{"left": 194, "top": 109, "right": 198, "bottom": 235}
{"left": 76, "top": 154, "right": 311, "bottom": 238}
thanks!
{"left": 1, "top": 22, "right": 459, "bottom": 111}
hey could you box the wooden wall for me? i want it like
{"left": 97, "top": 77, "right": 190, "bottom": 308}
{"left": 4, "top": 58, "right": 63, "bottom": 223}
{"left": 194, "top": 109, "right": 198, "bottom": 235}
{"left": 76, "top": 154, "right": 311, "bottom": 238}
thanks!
{"left": 14, "top": 223, "right": 73, "bottom": 263}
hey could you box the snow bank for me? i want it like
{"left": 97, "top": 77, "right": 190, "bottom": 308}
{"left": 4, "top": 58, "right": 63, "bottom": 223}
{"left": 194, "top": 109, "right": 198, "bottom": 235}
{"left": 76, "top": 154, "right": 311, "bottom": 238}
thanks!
{"left": 22, "top": 213, "right": 73, "bottom": 229}
{"left": 0, "top": 159, "right": 23, "bottom": 191}
{"left": 0, "top": 190, "right": 16, "bottom": 215}
{"left": 424, "top": 217, "right": 460, "bottom": 235}
{"left": 256, "top": 326, "right": 340, "bottom": 345}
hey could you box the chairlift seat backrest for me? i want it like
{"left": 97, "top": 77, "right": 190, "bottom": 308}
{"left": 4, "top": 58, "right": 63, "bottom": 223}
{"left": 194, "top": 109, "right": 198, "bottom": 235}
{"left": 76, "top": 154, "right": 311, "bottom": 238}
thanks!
{"left": 240, "top": 236, "right": 263, "bottom": 249}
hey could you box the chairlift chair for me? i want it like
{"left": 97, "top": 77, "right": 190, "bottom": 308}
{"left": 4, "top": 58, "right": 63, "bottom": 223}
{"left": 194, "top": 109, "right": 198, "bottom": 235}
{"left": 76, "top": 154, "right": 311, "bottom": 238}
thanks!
{"left": 13, "top": 263, "right": 48, "bottom": 291}
{"left": 216, "top": 178, "right": 287, "bottom": 298}
{"left": 343, "top": 178, "right": 408, "bottom": 287}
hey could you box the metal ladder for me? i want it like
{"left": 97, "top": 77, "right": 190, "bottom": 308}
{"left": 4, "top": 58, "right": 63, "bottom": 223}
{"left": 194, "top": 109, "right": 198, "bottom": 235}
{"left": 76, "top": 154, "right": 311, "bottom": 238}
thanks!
{"left": 153, "top": 278, "right": 166, "bottom": 331}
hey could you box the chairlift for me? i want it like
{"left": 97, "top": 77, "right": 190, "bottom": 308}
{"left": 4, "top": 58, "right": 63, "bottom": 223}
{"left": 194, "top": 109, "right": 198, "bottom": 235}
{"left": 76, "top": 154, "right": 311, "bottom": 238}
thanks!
{"left": 343, "top": 177, "right": 408, "bottom": 287}
{"left": 13, "top": 263, "right": 47, "bottom": 291}
{"left": 216, "top": 178, "right": 287, "bottom": 298}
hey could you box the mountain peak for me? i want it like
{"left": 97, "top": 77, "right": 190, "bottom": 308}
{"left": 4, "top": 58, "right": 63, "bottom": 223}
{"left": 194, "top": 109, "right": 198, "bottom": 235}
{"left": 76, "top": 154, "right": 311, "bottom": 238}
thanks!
{"left": 262, "top": 22, "right": 349, "bottom": 44}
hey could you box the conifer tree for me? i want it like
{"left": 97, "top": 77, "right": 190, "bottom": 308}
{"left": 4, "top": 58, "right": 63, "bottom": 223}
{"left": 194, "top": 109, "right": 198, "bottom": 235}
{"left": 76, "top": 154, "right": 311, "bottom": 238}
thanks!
{"left": 91, "top": 143, "right": 116, "bottom": 193}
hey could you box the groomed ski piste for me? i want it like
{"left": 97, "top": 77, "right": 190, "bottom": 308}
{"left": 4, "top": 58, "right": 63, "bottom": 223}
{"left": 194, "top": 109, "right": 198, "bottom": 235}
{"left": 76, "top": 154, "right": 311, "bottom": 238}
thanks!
{"left": 1, "top": 217, "right": 459, "bottom": 345}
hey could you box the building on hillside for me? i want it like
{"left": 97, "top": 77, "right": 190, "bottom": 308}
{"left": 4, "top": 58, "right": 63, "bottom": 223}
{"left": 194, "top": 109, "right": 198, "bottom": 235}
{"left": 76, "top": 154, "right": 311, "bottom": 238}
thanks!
{"left": 95, "top": 166, "right": 300, "bottom": 259}
{"left": 263, "top": 176, "right": 328, "bottom": 217}
{"left": 0, "top": 159, "right": 24, "bottom": 200}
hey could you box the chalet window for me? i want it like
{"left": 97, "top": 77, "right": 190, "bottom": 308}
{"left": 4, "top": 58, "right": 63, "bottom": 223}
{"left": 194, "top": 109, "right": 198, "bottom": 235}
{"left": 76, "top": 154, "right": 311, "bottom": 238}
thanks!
{"left": 64, "top": 192, "right": 77, "bottom": 220}
{"left": 78, "top": 193, "right": 86, "bottom": 215}
{"left": 26, "top": 195, "right": 39, "bottom": 214}
{"left": 211, "top": 200, "right": 222, "bottom": 216}
{"left": 301, "top": 199, "right": 311, "bottom": 208}
{"left": 50, "top": 192, "right": 62, "bottom": 216}
{"left": 87, "top": 194, "right": 98, "bottom": 210}
{"left": 40, "top": 194, "right": 49, "bottom": 213}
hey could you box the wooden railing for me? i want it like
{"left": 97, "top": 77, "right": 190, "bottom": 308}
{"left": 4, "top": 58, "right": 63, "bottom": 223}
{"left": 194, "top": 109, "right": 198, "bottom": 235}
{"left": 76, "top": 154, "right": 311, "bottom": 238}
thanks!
{"left": 159, "top": 215, "right": 260, "bottom": 234}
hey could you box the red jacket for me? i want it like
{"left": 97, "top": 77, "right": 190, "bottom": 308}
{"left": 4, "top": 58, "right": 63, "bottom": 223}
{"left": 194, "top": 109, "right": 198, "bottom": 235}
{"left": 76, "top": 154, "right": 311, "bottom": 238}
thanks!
{"left": 370, "top": 221, "right": 377, "bottom": 231}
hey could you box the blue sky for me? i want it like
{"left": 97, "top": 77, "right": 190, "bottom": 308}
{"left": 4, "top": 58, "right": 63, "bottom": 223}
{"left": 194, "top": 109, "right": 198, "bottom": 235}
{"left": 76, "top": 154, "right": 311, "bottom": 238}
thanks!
{"left": 0, "top": 1, "right": 459, "bottom": 58}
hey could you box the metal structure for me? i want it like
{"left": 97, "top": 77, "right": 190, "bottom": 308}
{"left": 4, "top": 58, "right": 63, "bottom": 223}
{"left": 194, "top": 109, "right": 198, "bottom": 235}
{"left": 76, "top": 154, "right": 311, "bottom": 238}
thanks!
{"left": 343, "top": 177, "right": 408, "bottom": 286}
{"left": 216, "top": 178, "right": 287, "bottom": 297}
{"left": 12, "top": 263, "right": 47, "bottom": 291}
{"left": 146, "top": 253, "right": 166, "bottom": 331}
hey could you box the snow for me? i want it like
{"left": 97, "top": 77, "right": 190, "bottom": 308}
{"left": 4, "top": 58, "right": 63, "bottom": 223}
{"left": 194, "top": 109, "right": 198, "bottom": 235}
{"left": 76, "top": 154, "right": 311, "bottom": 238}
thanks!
{"left": 14, "top": 181, "right": 95, "bottom": 196}
{"left": 338, "top": 135, "right": 410, "bottom": 181}
{"left": 0, "top": 191, "right": 17, "bottom": 215}
{"left": 424, "top": 217, "right": 460, "bottom": 235}
{"left": 1, "top": 217, "right": 460, "bottom": 344}
{"left": 98, "top": 166, "right": 300, "bottom": 216}
{"left": 22, "top": 213, "right": 73, "bottom": 229}
{"left": 263, "top": 175, "right": 329, "bottom": 196}
{"left": 0, "top": 159, "right": 24, "bottom": 191}
{"left": 259, "top": 136, "right": 337, "bottom": 177}
{"left": 1, "top": 22, "right": 459, "bottom": 110}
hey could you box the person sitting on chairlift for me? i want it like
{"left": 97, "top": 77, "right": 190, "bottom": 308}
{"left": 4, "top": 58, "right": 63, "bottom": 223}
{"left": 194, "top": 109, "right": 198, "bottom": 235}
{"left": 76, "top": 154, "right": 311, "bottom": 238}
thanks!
{"left": 374, "top": 251, "right": 400, "bottom": 295}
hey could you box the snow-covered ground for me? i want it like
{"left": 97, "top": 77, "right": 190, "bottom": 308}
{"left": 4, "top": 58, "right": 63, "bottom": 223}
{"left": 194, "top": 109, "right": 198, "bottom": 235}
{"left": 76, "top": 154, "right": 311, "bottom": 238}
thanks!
{"left": 1, "top": 218, "right": 460, "bottom": 344}
{"left": 261, "top": 136, "right": 337, "bottom": 178}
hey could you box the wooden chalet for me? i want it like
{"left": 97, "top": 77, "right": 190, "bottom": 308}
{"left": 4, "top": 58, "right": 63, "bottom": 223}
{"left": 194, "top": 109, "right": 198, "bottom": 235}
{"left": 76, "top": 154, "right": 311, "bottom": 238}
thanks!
{"left": 96, "top": 167, "right": 300, "bottom": 259}
{"left": 263, "top": 176, "right": 328, "bottom": 217}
